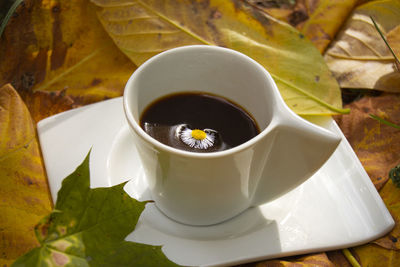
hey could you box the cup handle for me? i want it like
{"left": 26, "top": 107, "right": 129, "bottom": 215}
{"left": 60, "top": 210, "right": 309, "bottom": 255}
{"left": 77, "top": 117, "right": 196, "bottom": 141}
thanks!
{"left": 251, "top": 115, "right": 341, "bottom": 207}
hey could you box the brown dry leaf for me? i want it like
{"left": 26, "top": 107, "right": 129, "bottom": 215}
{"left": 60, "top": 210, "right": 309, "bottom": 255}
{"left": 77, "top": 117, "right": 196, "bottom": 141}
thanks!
{"left": 324, "top": 0, "right": 400, "bottom": 91}
{"left": 19, "top": 89, "right": 76, "bottom": 123}
{"left": 333, "top": 91, "right": 400, "bottom": 267}
{"left": 326, "top": 250, "right": 352, "bottom": 267}
{"left": 0, "top": 0, "right": 135, "bottom": 108}
{"left": 246, "top": 0, "right": 358, "bottom": 53}
{"left": 0, "top": 84, "right": 52, "bottom": 265}
{"left": 334, "top": 93, "right": 400, "bottom": 190}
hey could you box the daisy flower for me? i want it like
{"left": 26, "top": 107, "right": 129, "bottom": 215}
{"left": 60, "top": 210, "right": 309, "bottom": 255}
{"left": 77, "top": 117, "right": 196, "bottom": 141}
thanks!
{"left": 176, "top": 124, "right": 217, "bottom": 150}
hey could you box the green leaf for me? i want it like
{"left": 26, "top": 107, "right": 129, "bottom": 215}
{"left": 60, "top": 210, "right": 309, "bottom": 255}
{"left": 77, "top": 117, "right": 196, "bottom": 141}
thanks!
{"left": 0, "top": 0, "right": 23, "bottom": 37}
{"left": 90, "top": 0, "right": 348, "bottom": 115}
{"left": 12, "top": 150, "right": 180, "bottom": 267}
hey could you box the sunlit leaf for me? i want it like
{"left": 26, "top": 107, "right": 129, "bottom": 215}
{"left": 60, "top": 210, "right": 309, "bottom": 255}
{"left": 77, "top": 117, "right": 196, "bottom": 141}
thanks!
{"left": 91, "top": 0, "right": 347, "bottom": 115}
{"left": 324, "top": 0, "right": 400, "bottom": 91}
{"left": 13, "top": 151, "right": 180, "bottom": 267}
{"left": 0, "top": 84, "right": 52, "bottom": 266}
{"left": 246, "top": 0, "right": 359, "bottom": 53}
{"left": 299, "top": 0, "right": 359, "bottom": 53}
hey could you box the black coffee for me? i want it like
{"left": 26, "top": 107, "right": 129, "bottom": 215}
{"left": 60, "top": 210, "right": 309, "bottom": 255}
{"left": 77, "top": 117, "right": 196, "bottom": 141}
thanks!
{"left": 140, "top": 92, "right": 260, "bottom": 152}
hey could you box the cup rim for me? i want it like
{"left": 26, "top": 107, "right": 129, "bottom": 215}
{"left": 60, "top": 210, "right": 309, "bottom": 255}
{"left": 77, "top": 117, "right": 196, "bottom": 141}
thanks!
{"left": 123, "top": 45, "right": 282, "bottom": 158}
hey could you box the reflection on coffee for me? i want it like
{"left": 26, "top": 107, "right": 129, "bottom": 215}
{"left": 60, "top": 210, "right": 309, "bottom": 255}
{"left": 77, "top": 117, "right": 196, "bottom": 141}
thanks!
{"left": 140, "top": 92, "right": 260, "bottom": 152}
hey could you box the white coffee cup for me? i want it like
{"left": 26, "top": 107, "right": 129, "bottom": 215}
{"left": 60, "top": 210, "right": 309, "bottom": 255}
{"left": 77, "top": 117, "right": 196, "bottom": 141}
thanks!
{"left": 123, "top": 45, "right": 341, "bottom": 226}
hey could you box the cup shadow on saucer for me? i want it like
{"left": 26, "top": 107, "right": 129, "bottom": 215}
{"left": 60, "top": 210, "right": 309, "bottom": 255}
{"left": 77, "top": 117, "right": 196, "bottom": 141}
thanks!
{"left": 108, "top": 124, "right": 283, "bottom": 265}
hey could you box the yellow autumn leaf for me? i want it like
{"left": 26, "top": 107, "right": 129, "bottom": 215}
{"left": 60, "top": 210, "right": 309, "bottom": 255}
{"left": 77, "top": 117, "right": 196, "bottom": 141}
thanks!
{"left": 300, "top": 0, "right": 359, "bottom": 53}
{"left": 252, "top": 253, "right": 335, "bottom": 266}
{"left": 351, "top": 181, "right": 400, "bottom": 266}
{"left": 91, "top": 0, "right": 347, "bottom": 115}
{"left": 0, "top": 0, "right": 136, "bottom": 108}
{"left": 353, "top": 244, "right": 400, "bottom": 267}
{"left": 246, "top": 0, "right": 359, "bottom": 53}
{"left": 0, "top": 84, "right": 52, "bottom": 266}
{"left": 324, "top": 0, "right": 400, "bottom": 91}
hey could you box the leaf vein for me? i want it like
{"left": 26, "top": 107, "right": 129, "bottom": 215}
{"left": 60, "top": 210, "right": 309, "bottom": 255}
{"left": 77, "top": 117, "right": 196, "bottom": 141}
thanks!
{"left": 327, "top": 52, "right": 394, "bottom": 61}
{"left": 272, "top": 73, "right": 349, "bottom": 114}
{"left": 110, "top": 30, "right": 181, "bottom": 36}
{"left": 134, "top": 0, "right": 213, "bottom": 46}
{"left": 0, "top": 136, "right": 35, "bottom": 161}
{"left": 33, "top": 46, "right": 109, "bottom": 92}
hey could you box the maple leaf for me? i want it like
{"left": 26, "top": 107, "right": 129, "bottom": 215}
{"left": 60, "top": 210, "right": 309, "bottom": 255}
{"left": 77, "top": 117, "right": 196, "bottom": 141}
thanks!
{"left": 12, "top": 151, "right": 180, "bottom": 267}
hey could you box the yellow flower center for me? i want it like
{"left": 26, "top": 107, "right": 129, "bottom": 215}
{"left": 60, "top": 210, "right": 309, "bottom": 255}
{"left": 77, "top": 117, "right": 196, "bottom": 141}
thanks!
{"left": 191, "top": 129, "right": 207, "bottom": 140}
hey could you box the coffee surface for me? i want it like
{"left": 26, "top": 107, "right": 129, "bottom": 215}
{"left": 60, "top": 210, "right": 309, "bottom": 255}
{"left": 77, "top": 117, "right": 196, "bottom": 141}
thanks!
{"left": 140, "top": 92, "right": 259, "bottom": 152}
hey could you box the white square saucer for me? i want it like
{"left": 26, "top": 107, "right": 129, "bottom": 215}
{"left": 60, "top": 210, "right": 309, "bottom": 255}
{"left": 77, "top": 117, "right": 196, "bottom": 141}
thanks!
{"left": 37, "top": 97, "right": 394, "bottom": 267}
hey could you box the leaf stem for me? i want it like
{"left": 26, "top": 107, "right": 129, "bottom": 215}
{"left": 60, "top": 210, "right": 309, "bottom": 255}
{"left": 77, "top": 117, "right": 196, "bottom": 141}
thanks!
{"left": 370, "top": 16, "right": 400, "bottom": 70}
{"left": 369, "top": 114, "right": 400, "bottom": 129}
{"left": 0, "top": 0, "right": 24, "bottom": 37}
{"left": 342, "top": 248, "right": 361, "bottom": 267}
